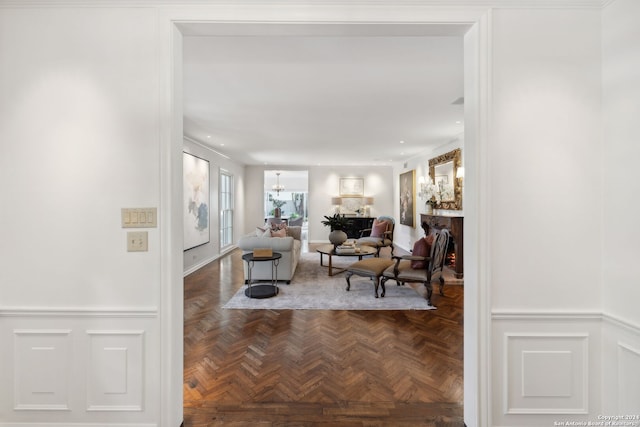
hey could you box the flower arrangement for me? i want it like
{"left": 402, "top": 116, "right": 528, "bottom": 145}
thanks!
{"left": 424, "top": 181, "right": 442, "bottom": 207}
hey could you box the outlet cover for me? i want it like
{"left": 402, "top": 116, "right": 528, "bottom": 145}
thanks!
{"left": 127, "top": 231, "right": 148, "bottom": 252}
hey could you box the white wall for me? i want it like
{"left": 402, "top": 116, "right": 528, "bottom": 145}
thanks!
{"left": 0, "top": 6, "right": 162, "bottom": 425}
{"left": 490, "top": 8, "right": 603, "bottom": 313}
{"left": 244, "top": 165, "right": 394, "bottom": 242}
{"left": 601, "top": 0, "right": 640, "bottom": 413}
{"left": 2, "top": 2, "right": 639, "bottom": 427}
{"left": 392, "top": 139, "right": 464, "bottom": 253}
{"left": 489, "top": 8, "right": 607, "bottom": 425}
{"left": 183, "top": 138, "right": 245, "bottom": 274}
{"left": 602, "top": 0, "right": 640, "bottom": 340}
{"left": 308, "top": 166, "right": 394, "bottom": 242}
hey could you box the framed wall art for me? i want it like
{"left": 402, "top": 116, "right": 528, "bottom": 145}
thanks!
{"left": 183, "top": 152, "right": 210, "bottom": 250}
{"left": 399, "top": 170, "right": 415, "bottom": 227}
{"left": 339, "top": 177, "right": 364, "bottom": 197}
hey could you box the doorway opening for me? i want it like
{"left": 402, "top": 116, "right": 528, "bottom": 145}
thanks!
{"left": 263, "top": 170, "right": 309, "bottom": 246}
{"left": 171, "top": 18, "right": 485, "bottom": 427}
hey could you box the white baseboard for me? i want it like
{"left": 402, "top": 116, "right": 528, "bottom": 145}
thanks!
{"left": 183, "top": 246, "right": 237, "bottom": 277}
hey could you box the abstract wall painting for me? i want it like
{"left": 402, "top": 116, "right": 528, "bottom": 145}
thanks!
{"left": 183, "top": 152, "right": 210, "bottom": 250}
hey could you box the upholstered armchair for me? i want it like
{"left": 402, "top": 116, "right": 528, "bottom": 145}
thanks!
{"left": 356, "top": 215, "right": 395, "bottom": 257}
{"left": 287, "top": 216, "right": 304, "bottom": 227}
{"left": 380, "top": 228, "right": 449, "bottom": 307}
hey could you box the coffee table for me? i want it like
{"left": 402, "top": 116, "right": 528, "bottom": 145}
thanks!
{"left": 316, "top": 244, "right": 377, "bottom": 276}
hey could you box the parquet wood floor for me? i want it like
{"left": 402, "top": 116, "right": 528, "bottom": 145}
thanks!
{"left": 184, "top": 245, "right": 464, "bottom": 426}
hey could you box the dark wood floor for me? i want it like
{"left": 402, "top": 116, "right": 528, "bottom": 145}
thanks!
{"left": 184, "top": 244, "right": 464, "bottom": 426}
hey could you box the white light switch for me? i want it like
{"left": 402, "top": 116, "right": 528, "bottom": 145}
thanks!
{"left": 127, "top": 231, "right": 148, "bottom": 252}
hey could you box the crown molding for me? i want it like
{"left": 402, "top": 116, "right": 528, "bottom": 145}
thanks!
{"left": 0, "top": 0, "right": 611, "bottom": 8}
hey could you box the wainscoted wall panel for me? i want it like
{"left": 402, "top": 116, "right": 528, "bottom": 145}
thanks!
{"left": 504, "top": 333, "right": 588, "bottom": 414}
{"left": 13, "top": 329, "right": 72, "bottom": 411}
{"left": 492, "top": 312, "right": 603, "bottom": 426}
{"left": 618, "top": 342, "right": 640, "bottom": 413}
{"left": 602, "top": 315, "right": 640, "bottom": 414}
{"left": 522, "top": 351, "right": 572, "bottom": 397}
{"left": 87, "top": 330, "right": 144, "bottom": 411}
{"left": 0, "top": 308, "right": 159, "bottom": 426}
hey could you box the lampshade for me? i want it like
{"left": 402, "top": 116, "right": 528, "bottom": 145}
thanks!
{"left": 331, "top": 197, "right": 342, "bottom": 205}
{"left": 363, "top": 197, "right": 374, "bottom": 205}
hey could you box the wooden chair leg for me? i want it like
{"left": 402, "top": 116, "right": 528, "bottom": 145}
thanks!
{"left": 424, "top": 281, "right": 434, "bottom": 307}
{"left": 379, "top": 277, "right": 385, "bottom": 297}
{"left": 345, "top": 271, "right": 353, "bottom": 291}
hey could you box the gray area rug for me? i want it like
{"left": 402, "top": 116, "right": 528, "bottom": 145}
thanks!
{"left": 223, "top": 251, "right": 454, "bottom": 310}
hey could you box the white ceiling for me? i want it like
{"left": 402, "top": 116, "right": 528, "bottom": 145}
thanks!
{"left": 182, "top": 23, "right": 467, "bottom": 167}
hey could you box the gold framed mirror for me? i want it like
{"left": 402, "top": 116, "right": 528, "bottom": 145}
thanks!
{"left": 429, "top": 148, "right": 462, "bottom": 210}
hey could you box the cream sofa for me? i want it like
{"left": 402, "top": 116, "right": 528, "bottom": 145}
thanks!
{"left": 237, "top": 226, "right": 302, "bottom": 284}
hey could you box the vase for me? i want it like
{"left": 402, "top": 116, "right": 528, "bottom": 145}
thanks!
{"left": 329, "top": 229, "right": 348, "bottom": 247}
{"left": 425, "top": 204, "right": 434, "bottom": 214}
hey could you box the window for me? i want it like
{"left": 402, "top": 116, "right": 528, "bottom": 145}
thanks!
{"left": 219, "top": 171, "right": 233, "bottom": 249}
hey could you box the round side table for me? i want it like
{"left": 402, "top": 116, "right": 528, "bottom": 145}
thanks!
{"left": 242, "top": 252, "right": 282, "bottom": 298}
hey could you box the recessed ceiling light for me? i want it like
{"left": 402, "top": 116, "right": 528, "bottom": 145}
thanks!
{"left": 456, "top": 121, "right": 462, "bottom": 124}
{"left": 207, "top": 135, "right": 211, "bottom": 138}
{"left": 400, "top": 140, "right": 405, "bottom": 144}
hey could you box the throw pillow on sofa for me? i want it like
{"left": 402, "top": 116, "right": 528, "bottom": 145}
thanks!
{"left": 255, "top": 226, "right": 271, "bottom": 237}
{"left": 271, "top": 228, "right": 287, "bottom": 237}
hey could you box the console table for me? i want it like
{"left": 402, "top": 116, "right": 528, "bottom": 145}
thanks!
{"left": 420, "top": 213, "right": 464, "bottom": 279}
{"left": 343, "top": 216, "right": 375, "bottom": 239}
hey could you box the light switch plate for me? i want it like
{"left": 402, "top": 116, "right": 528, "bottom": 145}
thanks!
{"left": 127, "top": 231, "right": 148, "bottom": 252}
{"left": 122, "top": 208, "right": 157, "bottom": 228}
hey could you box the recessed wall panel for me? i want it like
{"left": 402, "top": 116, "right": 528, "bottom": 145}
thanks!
{"left": 505, "top": 333, "right": 588, "bottom": 414}
{"left": 87, "top": 330, "right": 144, "bottom": 411}
{"left": 522, "top": 351, "right": 572, "bottom": 397}
{"left": 618, "top": 343, "right": 640, "bottom": 413}
{"left": 14, "top": 329, "right": 71, "bottom": 410}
